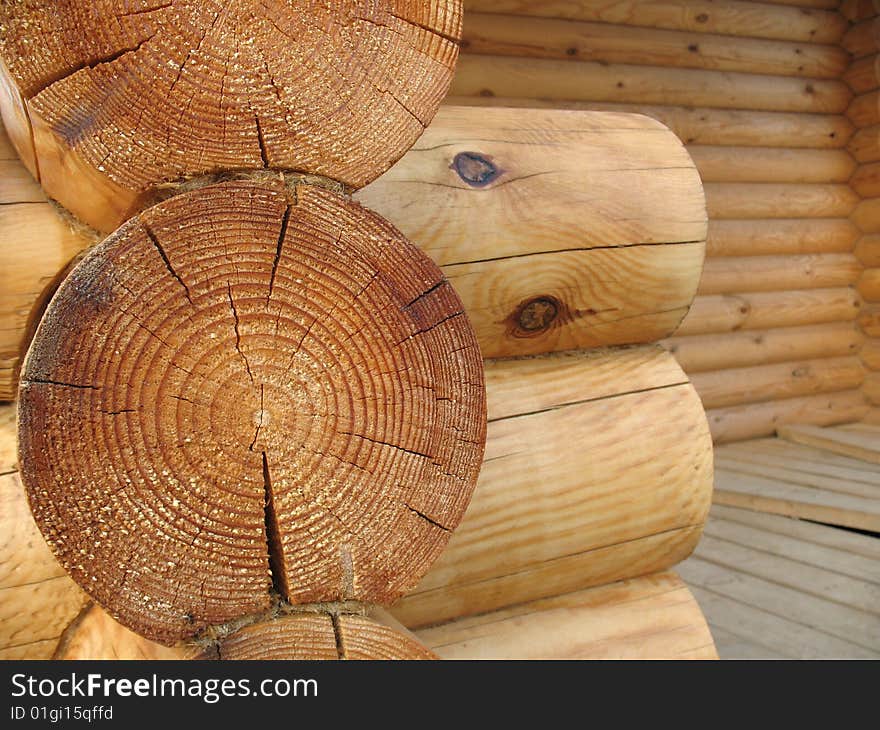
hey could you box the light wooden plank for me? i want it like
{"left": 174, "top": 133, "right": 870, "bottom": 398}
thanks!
{"left": 704, "top": 624, "right": 786, "bottom": 660}
{"left": 709, "top": 504, "right": 880, "bottom": 561}
{"left": 695, "top": 534, "right": 880, "bottom": 615}
{"left": 714, "top": 468, "right": 880, "bottom": 531}
{"left": 778, "top": 423, "right": 880, "bottom": 464}
{"left": 686, "top": 583, "right": 878, "bottom": 659}
{"left": 679, "top": 556, "right": 880, "bottom": 651}
{"left": 704, "top": 516, "right": 879, "bottom": 585}
{"left": 713, "top": 455, "right": 880, "bottom": 500}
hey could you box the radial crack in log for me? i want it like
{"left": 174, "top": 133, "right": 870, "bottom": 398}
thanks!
{"left": 17, "top": 179, "right": 486, "bottom": 645}
{"left": 0, "top": 0, "right": 463, "bottom": 232}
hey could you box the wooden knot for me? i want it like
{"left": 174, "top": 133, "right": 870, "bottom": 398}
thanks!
{"left": 516, "top": 297, "right": 560, "bottom": 333}
{"left": 451, "top": 152, "right": 502, "bottom": 187}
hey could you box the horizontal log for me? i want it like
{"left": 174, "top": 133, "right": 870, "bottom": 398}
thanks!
{"left": 861, "top": 338, "right": 880, "bottom": 369}
{"left": 446, "top": 96, "right": 854, "bottom": 148}
{"left": 698, "top": 254, "right": 861, "bottom": 295}
{"left": 858, "top": 268, "right": 880, "bottom": 301}
{"left": 704, "top": 183, "right": 859, "bottom": 219}
{"left": 390, "top": 346, "right": 713, "bottom": 628}
{"left": 415, "top": 571, "right": 717, "bottom": 660}
{"left": 846, "top": 89, "right": 880, "bottom": 128}
{"left": 677, "top": 288, "right": 861, "bottom": 336}
{"left": 688, "top": 146, "right": 856, "bottom": 183}
{"left": 451, "top": 55, "right": 851, "bottom": 114}
{"left": 851, "top": 161, "right": 880, "bottom": 198}
{"left": 842, "top": 17, "right": 880, "bottom": 58}
{"left": 707, "top": 390, "right": 870, "bottom": 443}
{"left": 848, "top": 124, "right": 880, "bottom": 163}
{"left": 852, "top": 198, "right": 880, "bottom": 232}
{"left": 664, "top": 322, "right": 865, "bottom": 374}
{"left": 691, "top": 356, "right": 866, "bottom": 409}
{"left": 357, "top": 106, "right": 706, "bottom": 358}
{"left": 860, "top": 303, "right": 880, "bottom": 336}
{"left": 462, "top": 0, "right": 846, "bottom": 43}
{"left": 461, "top": 13, "right": 848, "bottom": 78}
{"left": 856, "top": 234, "right": 880, "bottom": 266}
{"left": 707, "top": 219, "right": 859, "bottom": 257}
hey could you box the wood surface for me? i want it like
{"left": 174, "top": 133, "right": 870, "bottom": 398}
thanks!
{"left": 697, "top": 254, "right": 860, "bottom": 294}
{"left": 358, "top": 106, "right": 707, "bottom": 358}
{"left": 0, "top": 405, "right": 88, "bottom": 660}
{"left": 390, "top": 345, "right": 713, "bottom": 628}
{"left": 682, "top": 504, "right": 880, "bottom": 658}
{"left": 777, "top": 422, "right": 880, "bottom": 466}
{"left": 705, "top": 219, "right": 859, "bottom": 257}
{"left": 846, "top": 89, "right": 879, "bottom": 128}
{"left": 417, "top": 571, "right": 717, "bottom": 659}
{"left": 0, "top": 0, "right": 462, "bottom": 232}
{"left": 17, "top": 178, "right": 486, "bottom": 645}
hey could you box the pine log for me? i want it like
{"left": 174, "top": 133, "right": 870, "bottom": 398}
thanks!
{"left": 461, "top": 13, "right": 848, "bottom": 78}
{"left": 446, "top": 96, "right": 854, "bottom": 148}
{"left": 851, "top": 161, "right": 880, "bottom": 198}
{"left": 706, "top": 219, "right": 859, "bottom": 257}
{"left": 690, "top": 357, "right": 866, "bottom": 410}
{"left": 357, "top": 106, "right": 707, "bottom": 358}
{"left": 688, "top": 147, "right": 856, "bottom": 184}
{"left": 0, "top": 1, "right": 462, "bottom": 233}
{"left": 451, "top": 56, "right": 851, "bottom": 114}
{"left": 17, "top": 178, "right": 486, "bottom": 645}
{"left": 858, "top": 268, "right": 880, "bottom": 301}
{"left": 663, "top": 322, "right": 865, "bottom": 374}
{"left": 676, "top": 289, "right": 861, "bottom": 337}
{"left": 417, "top": 571, "right": 717, "bottom": 660}
{"left": 0, "top": 405, "right": 88, "bottom": 659}
{"left": 860, "top": 303, "right": 880, "bottom": 337}
{"left": 462, "top": 0, "right": 847, "bottom": 43}
{"left": 704, "top": 183, "right": 859, "bottom": 219}
{"left": 861, "top": 338, "right": 880, "bottom": 369}
{"left": 848, "top": 125, "right": 880, "bottom": 163}
{"left": 856, "top": 235, "right": 880, "bottom": 266}
{"left": 707, "top": 390, "right": 870, "bottom": 443}
{"left": 390, "top": 345, "right": 713, "bottom": 628}
{"left": 842, "top": 17, "right": 880, "bottom": 59}
{"left": 852, "top": 198, "right": 880, "bottom": 232}
{"left": 697, "top": 254, "right": 861, "bottom": 295}
{"left": 846, "top": 90, "right": 880, "bottom": 128}
{"left": 844, "top": 54, "right": 880, "bottom": 94}
{"left": 864, "top": 372, "right": 880, "bottom": 403}
{"left": 839, "top": 0, "right": 880, "bottom": 22}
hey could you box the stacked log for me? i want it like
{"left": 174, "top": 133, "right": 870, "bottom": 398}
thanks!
{"left": 0, "top": 2, "right": 716, "bottom": 660}
{"left": 842, "top": 6, "right": 880, "bottom": 410}
{"left": 449, "top": 0, "right": 871, "bottom": 440}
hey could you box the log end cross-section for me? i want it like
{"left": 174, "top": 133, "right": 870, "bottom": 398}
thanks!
{"left": 0, "top": 0, "right": 463, "bottom": 232}
{"left": 17, "top": 177, "right": 486, "bottom": 645}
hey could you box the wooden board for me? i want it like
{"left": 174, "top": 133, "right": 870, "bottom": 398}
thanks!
{"left": 416, "top": 571, "right": 717, "bottom": 659}
{"left": 777, "top": 423, "right": 880, "bottom": 465}
{"left": 713, "top": 435, "right": 880, "bottom": 531}
{"left": 389, "top": 345, "right": 714, "bottom": 628}
{"left": 681, "top": 505, "right": 880, "bottom": 658}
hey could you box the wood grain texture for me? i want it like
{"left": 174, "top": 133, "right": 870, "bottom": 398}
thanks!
{"left": 852, "top": 198, "right": 880, "bottom": 232}
{"left": 697, "top": 254, "right": 861, "bottom": 294}
{"left": 463, "top": 0, "right": 847, "bottom": 43}
{"left": 358, "top": 105, "right": 707, "bottom": 357}
{"left": 390, "top": 346, "right": 714, "bottom": 628}
{"left": 450, "top": 55, "right": 851, "bottom": 114}
{"left": 851, "top": 161, "right": 880, "bottom": 198}
{"left": 461, "top": 12, "right": 848, "bottom": 78}
{"left": 706, "top": 219, "right": 859, "bottom": 257}
{"left": 0, "top": 407, "right": 88, "bottom": 659}
{"left": 677, "top": 288, "right": 861, "bottom": 337}
{"left": 690, "top": 357, "right": 866, "bottom": 409}
{"left": 704, "top": 183, "right": 859, "bottom": 219}
{"left": 842, "top": 17, "right": 880, "bottom": 59}
{"left": 417, "top": 571, "right": 717, "bottom": 660}
{"left": 707, "top": 390, "right": 870, "bottom": 443}
{"left": 778, "top": 422, "right": 880, "bottom": 465}
{"left": 0, "top": 0, "right": 463, "bottom": 232}
{"left": 848, "top": 124, "right": 880, "bottom": 163}
{"left": 663, "top": 322, "right": 864, "bottom": 374}
{"left": 844, "top": 54, "right": 880, "bottom": 94}
{"left": 17, "top": 178, "right": 486, "bottom": 645}
{"left": 446, "top": 97, "right": 855, "bottom": 149}
{"left": 846, "top": 90, "right": 880, "bottom": 128}
{"left": 688, "top": 147, "right": 856, "bottom": 183}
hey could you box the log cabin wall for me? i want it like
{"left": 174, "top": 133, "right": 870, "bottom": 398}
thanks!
{"left": 449, "top": 0, "right": 878, "bottom": 441}
{"left": 842, "top": 3, "right": 880, "bottom": 414}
